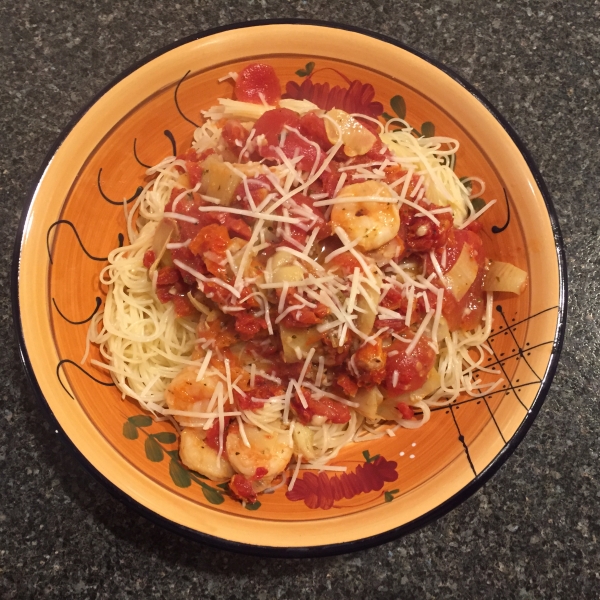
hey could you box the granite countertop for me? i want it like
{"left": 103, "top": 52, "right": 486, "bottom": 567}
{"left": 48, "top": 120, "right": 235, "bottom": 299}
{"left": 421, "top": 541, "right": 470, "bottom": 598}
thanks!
{"left": 1, "top": 1, "right": 598, "bottom": 598}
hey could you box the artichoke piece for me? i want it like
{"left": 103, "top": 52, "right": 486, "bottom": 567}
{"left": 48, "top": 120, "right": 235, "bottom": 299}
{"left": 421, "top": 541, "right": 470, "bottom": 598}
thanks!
{"left": 199, "top": 154, "right": 242, "bottom": 205}
{"left": 353, "top": 386, "right": 384, "bottom": 420}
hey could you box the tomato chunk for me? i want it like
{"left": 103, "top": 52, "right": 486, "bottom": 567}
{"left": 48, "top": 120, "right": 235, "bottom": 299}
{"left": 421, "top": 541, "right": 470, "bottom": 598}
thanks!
{"left": 222, "top": 119, "right": 250, "bottom": 156}
{"left": 396, "top": 402, "right": 415, "bottom": 420}
{"left": 189, "top": 223, "right": 230, "bottom": 256}
{"left": 385, "top": 336, "right": 436, "bottom": 394}
{"left": 261, "top": 131, "right": 323, "bottom": 172}
{"left": 233, "top": 175, "right": 272, "bottom": 210}
{"left": 171, "top": 294, "right": 197, "bottom": 318}
{"left": 155, "top": 266, "right": 181, "bottom": 286}
{"left": 186, "top": 161, "right": 204, "bottom": 187}
{"left": 336, "top": 373, "right": 358, "bottom": 397}
{"left": 399, "top": 201, "right": 453, "bottom": 252}
{"left": 299, "top": 111, "right": 332, "bottom": 150}
{"left": 291, "top": 389, "right": 351, "bottom": 424}
{"left": 328, "top": 251, "right": 361, "bottom": 276}
{"left": 234, "top": 312, "right": 268, "bottom": 341}
{"left": 435, "top": 228, "right": 486, "bottom": 331}
{"left": 204, "top": 416, "right": 231, "bottom": 453}
{"left": 235, "top": 379, "right": 284, "bottom": 410}
{"left": 229, "top": 474, "right": 257, "bottom": 503}
{"left": 253, "top": 109, "right": 322, "bottom": 171}
{"left": 143, "top": 249, "right": 156, "bottom": 269}
{"left": 254, "top": 108, "right": 300, "bottom": 146}
{"left": 235, "top": 63, "right": 281, "bottom": 105}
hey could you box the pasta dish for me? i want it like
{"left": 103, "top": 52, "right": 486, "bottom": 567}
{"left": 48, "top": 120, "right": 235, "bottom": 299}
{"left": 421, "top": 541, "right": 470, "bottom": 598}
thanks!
{"left": 89, "top": 63, "right": 527, "bottom": 503}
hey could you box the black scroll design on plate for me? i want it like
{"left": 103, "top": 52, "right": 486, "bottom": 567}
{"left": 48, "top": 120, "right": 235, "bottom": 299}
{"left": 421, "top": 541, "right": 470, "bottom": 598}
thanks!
{"left": 174, "top": 70, "right": 200, "bottom": 128}
{"left": 97, "top": 168, "right": 143, "bottom": 205}
{"left": 429, "top": 304, "right": 559, "bottom": 467}
{"left": 133, "top": 130, "right": 178, "bottom": 168}
{"left": 57, "top": 359, "right": 115, "bottom": 399}
{"left": 164, "top": 130, "right": 177, "bottom": 156}
{"left": 493, "top": 304, "right": 543, "bottom": 380}
{"left": 448, "top": 403, "right": 477, "bottom": 477}
{"left": 133, "top": 138, "right": 152, "bottom": 168}
{"left": 52, "top": 296, "right": 102, "bottom": 325}
{"left": 47, "top": 220, "right": 109, "bottom": 265}
{"left": 491, "top": 189, "right": 511, "bottom": 234}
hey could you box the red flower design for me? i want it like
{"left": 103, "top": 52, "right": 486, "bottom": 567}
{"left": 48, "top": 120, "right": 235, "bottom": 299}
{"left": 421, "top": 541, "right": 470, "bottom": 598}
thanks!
{"left": 283, "top": 79, "right": 384, "bottom": 119}
{"left": 285, "top": 456, "right": 398, "bottom": 510}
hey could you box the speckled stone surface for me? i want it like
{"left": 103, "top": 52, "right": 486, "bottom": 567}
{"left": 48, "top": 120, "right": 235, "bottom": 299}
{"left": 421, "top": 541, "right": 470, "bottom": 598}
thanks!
{"left": 1, "top": 1, "right": 598, "bottom": 598}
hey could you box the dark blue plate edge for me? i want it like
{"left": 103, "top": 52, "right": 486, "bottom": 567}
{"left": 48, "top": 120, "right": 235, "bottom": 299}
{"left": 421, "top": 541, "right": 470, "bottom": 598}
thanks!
{"left": 10, "top": 18, "right": 567, "bottom": 559}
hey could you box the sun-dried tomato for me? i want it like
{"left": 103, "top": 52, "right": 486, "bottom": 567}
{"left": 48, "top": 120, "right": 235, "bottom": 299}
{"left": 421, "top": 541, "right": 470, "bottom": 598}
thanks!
{"left": 170, "top": 294, "right": 197, "bottom": 318}
{"left": 221, "top": 119, "right": 250, "bottom": 156}
{"left": 204, "top": 416, "right": 231, "bottom": 453}
{"left": 400, "top": 201, "right": 453, "bottom": 253}
{"left": 327, "top": 251, "right": 361, "bottom": 276}
{"left": 155, "top": 266, "right": 181, "bottom": 286}
{"left": 432, "top": 228, "right": 487, "bottom": 331}
{"left": 336, "top": 373, "right": 359, "bottom": 397}
{"left": 291, "top": 389, "right": 351, "bottom": 425}
{"left": 385, "top": 336, "right": 436, "bottom": 394}
{"left": 201, "top": 317, "right": 240, "bottom": 349}
{"left": 186, "top": 161, "right": 204, "bottom": 187}
{"left": 233, "top": 175, "right": 272, "bottom": 210}
{"left": 202, "top": 281, "right": 233, "bottom": 306}
{"left": 229, "top": 474, "right": 257, "bottom": 503}
{"left": 396, "top": 402, "right": 415, "bottom": 420}
{"left": 189, "top": 223, "right": 230, "bottom": 256}
{"left": 234, "top": 312, "right": 268, "bottom": 341}
{"left": 281, "top": 303, "right": 329, "bottom": 328}
{"left": 235, "top": 379, "right": 284, "bottom": 410}
{"left": 143, "top": 249, "right": 156, "bottom": 269}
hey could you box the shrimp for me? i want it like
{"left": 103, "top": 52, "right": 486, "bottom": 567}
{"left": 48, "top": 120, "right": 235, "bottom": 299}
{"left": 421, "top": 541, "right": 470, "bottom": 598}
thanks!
{"left": 226, "top": 421, "right": 292, "bottom": 486}
{"left": 165, "top": 366, "right": 225, "bottom": 427}
{"left": 179, "top": 428, "right": 234, "bottom": 482}
{"left": 330, "top": 181, "right": 400, "bottom": 251}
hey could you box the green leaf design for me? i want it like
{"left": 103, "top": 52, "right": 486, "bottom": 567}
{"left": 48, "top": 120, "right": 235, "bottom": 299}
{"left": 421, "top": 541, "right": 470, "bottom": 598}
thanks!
{"left": 471, "top": 198, "right": 486, "bottom": 212}
{"left": 202, "top": 485, "right": 224, "bottom": 505}
{"left": 217, "top": 482, "right": 231, "bottom": 491}
{"left": 169, "top": 458, "right": 191, "bottom": 488}
{"left": 382, "top": 112, "right": 395, "bottom": 121}
{"left": 362, "top": 450, "right": 380, "bottom": 464}
{"left": 145, "top": 436, "right": 164, "bottom": 462}
{"left": 152, "top": 432, "right": 177, "bottom": 444}
{"left": 421, "top": 121, "right": 435, "bottom": 138}
{"left": 384, "top": 491, "right": 394, "bottom": 503}
{"left": 122, "top": 421, "right": 138, "bottom": 440}
{"left": 390, "top": 95, "right": 406, "bottom": 120}
{"left": 128, "top": 415, "right": 152, "bottom": 428}
{"left": 245, "top": 501, "right": 261, "bottom": 511}
{"left": 295, "top": 61, "right": 315, "bottom": 77}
